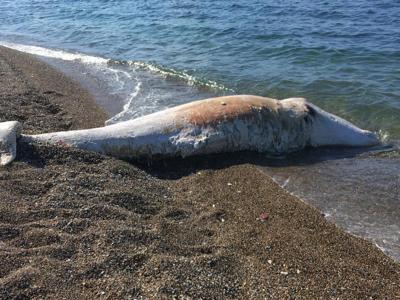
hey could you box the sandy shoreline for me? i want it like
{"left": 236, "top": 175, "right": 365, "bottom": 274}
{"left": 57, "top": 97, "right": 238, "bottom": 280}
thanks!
{"left": 0, "top": 46, "right": 399, "bottom": 299}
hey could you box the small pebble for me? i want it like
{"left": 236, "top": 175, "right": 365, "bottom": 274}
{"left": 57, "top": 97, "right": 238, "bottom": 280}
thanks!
{"left": 280, "top": 271, "right": 288, "bottom": 275}
{"left": 267, "top": 260, "right": 272, "bottom": 265}
{"left": 227, "top": 182, "right": 232, "bottom": 186}
{"left": 259, "top": 212, "right": 269, "bottom": 221}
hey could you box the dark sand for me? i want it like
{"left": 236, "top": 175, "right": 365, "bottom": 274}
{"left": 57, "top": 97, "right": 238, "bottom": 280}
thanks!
{"left": 0, "top": 46, "right": 399, "bottom": 299}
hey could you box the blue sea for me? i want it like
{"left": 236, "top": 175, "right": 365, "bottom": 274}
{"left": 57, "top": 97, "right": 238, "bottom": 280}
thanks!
{"left": 0, "top": 1, "right": 399, "bottom": 260}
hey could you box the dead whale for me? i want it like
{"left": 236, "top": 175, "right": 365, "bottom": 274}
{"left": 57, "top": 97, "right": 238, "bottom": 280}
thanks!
{"left": 0, "top": 95, "right": 379, "bottom": 165}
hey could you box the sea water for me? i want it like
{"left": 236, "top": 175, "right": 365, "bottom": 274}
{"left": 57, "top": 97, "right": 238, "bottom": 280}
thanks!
{"left": 0, "top": 0, "right": 399, "bottom": 260}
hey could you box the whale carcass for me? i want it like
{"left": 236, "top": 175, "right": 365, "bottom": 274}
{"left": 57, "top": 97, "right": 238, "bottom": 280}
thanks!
{"left": 0, "top": 95, "right": 379, "bottom": 165}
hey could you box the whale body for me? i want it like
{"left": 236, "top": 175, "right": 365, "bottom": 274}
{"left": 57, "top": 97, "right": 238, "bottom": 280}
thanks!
{"left": 0, "top": 95, "right": 379, "bottom": 165}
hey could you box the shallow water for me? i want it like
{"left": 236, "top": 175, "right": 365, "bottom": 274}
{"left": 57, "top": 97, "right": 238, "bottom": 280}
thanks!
{"left": 1, "top": 0, "right": 400, "bottom": 136}
{"left": 259, "top": 147, "right": 400, "bottom": 260}
{"left": 0, "top": 1, "right": 399, "bottom": 261}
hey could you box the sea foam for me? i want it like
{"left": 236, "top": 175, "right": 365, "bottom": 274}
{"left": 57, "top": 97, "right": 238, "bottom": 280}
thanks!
{"left": 0, "top": 41, "right": 108, "bottom": 65}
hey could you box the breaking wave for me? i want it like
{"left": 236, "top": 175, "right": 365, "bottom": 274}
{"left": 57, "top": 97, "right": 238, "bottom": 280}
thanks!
{"left": 0, "top": 41, "right": 230, "bottom": 124}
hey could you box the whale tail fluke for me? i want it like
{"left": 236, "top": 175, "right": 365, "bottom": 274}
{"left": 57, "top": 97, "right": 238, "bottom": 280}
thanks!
{"left": 0, "top": 121, "right": 22, "bottom": 166}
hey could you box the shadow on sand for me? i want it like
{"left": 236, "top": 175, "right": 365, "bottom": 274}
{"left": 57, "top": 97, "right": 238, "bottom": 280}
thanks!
{"left": 135, "top": 144, "right": 393, "bottom": 180}
{"left": 15, "top": 138, "right": 395, "bottom": 180}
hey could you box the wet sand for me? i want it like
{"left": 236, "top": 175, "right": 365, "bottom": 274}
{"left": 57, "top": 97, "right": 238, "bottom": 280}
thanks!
{"left": 0, "top": 46, "right": 399, "bottom": 299}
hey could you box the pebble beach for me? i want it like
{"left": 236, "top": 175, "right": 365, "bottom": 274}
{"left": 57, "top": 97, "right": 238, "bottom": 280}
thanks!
{"left": 0, "top": 46, "right": 399, "bottom": 299}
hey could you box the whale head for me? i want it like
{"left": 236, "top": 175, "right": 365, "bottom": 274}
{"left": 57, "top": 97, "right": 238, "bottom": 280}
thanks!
{"left": 304, "top": 101, "right": 379, "bottom": 147}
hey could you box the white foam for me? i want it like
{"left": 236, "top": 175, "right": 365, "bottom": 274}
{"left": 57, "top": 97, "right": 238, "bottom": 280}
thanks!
{"left": 105, "top": 80, "right": 142, "bottom": 126}
{"left": 0, "top": 41, "right": 147, "bottom": 122}
{"left": 128, "top": 60, "right": 231, "bottom": 91}
{"left": 0, "top": 41, "right": 230, "bottom": 127}
{"left": 0, "top": 41, "right": 108, "bottom": 65}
